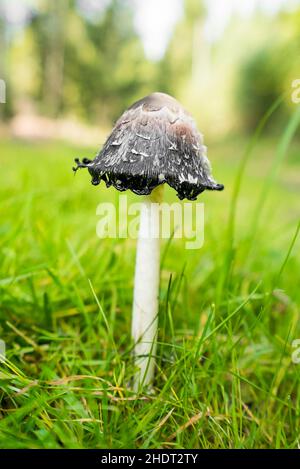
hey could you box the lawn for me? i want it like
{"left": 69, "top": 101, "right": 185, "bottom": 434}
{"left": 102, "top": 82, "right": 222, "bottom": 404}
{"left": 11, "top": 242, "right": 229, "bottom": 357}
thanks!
{"left": 0, "top": 124, "right": 299, "bottom": 448}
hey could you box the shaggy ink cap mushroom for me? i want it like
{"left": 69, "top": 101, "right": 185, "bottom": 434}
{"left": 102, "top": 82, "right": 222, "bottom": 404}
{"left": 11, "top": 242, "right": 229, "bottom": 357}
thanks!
{"left": 73, "top": 92, "right": 224, "bottom": 201}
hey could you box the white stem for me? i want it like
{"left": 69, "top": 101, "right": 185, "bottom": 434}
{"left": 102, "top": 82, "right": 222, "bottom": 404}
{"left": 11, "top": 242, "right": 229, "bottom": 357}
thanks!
{"left": 131, "top": 186, "right": 163, "bottom": 389}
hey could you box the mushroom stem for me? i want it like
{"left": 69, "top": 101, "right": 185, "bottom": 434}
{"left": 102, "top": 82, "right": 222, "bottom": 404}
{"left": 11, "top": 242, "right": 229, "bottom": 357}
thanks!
{"left": 132, "top": 185, "right": 164, "bottom": 390}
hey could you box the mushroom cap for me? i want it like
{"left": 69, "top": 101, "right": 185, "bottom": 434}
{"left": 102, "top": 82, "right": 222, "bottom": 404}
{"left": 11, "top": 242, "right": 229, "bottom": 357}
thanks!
{"left": 73, "top": 92, "right": 224, "bottom": 200}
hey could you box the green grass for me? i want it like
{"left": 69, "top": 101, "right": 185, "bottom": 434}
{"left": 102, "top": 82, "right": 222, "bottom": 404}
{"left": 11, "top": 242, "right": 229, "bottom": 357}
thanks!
{"left": 0, "top": 119, "right": 300, "bottom": 448}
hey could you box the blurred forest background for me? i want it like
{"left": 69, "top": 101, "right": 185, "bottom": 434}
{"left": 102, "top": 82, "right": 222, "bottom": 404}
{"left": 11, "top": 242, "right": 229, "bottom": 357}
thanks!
{"left": 1, "top": 0, "right": 300, "bottom": 142}
{"left": 1, "top": 0, "right": 300, "bottom": 449}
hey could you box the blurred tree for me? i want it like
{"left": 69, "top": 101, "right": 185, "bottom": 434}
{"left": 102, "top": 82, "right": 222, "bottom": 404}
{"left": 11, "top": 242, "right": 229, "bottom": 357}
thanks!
{"left": 28, "top": 0, "right": 155, "bottom": 124}
{"left": 236, "top": 46, "right": 283, "bottom": 131}
{"left": 0, "top": 4, "right": 13, "bottom": 119}
{"left": 0, "top": 10, "right": 5, "bottom": 112}
{"left": 31, "top": 0, "right": 70, "bottom": 117}
{"left": 157, "top": 0, "right": 209, "bottom": 125}
{"left": 236, "top": 11, "right": 300, "bottom": 132}
{"left": 158, "top": 0, "right": 206, "bottom": 93}
{"left": 64, "top": 0, "right": 152, "bottom": 123}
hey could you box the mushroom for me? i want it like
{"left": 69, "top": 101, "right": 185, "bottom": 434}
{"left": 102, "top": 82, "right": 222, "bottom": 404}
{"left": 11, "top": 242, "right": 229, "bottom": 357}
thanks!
{"left": 73, "top": 92, "right": 224, "bottom": 389}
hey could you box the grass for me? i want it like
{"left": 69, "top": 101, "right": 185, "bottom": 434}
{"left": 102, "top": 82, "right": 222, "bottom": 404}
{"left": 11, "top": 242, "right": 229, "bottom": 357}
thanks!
{"left": 0, "top": 117, "right": 300, "bottom": 448}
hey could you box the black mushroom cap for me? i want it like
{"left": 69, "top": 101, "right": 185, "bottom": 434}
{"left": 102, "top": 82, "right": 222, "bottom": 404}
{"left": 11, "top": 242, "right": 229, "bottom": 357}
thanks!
{"left": 73, "top": 92, "right": 224, "bottom": 201}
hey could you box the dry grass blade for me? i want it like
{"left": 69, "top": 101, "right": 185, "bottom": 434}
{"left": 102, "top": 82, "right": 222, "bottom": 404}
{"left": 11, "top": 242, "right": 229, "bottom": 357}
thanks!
{"left": 166, "top": 408, "right": 210, "bottom": 442}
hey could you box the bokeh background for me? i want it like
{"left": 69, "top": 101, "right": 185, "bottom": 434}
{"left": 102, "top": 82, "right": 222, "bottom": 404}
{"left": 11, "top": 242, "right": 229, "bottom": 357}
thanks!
{"left": 1, "top": 0, "right": 300, "bottom": 138}
{"left": 0, "top": 0, "right": 300, "bottom": 449}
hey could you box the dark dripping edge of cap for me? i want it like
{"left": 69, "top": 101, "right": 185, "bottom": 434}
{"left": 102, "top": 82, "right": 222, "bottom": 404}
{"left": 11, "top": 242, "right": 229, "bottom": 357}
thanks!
{"left": 73, "top": 158, "right": 224, "bottom": 201}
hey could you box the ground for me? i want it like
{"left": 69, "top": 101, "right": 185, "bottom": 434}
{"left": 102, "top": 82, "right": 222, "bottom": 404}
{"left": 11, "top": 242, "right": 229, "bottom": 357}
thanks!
{"left": 0, "top": 130, "right": 299, "bottom": 448}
